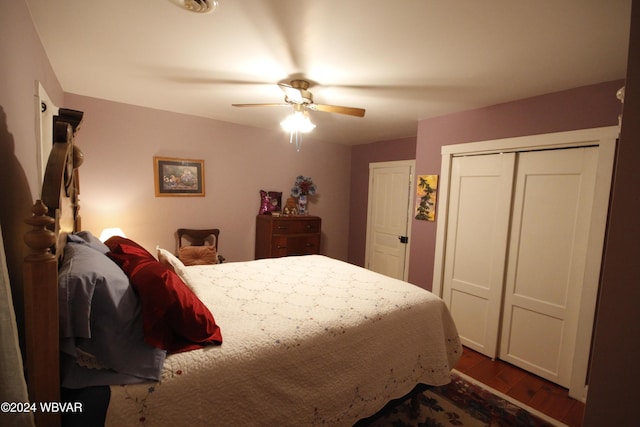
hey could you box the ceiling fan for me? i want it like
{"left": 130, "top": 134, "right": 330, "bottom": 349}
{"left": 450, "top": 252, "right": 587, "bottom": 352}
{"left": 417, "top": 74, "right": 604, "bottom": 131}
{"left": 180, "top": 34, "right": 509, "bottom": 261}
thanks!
{"left": 232, "top": 79, "right": 366, "bottom": 118}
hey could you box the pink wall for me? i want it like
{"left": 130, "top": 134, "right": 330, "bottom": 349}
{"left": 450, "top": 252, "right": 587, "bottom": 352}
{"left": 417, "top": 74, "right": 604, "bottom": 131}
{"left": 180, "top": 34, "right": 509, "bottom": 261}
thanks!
{"left": 408, "top": 79, "right": 624, "bottom": 290}
{"left": 0, "top": 0, "right": 64, "bottom": 348}
{"left": 347, "top": 137, "right": 416, "bottom": 266}
{"left": 64, "top": 94, "right": 353, "bottom": 262}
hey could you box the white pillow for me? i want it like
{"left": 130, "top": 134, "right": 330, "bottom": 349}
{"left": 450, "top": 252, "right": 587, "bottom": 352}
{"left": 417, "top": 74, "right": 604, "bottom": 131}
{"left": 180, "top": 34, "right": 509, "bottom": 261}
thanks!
{"left": 156, "top": 246, "right": 193, "bottom": 289}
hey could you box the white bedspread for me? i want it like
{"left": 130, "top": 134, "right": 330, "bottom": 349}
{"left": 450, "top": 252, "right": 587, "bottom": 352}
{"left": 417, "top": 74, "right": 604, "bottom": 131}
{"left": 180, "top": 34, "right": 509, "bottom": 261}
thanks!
{"left": 106, "top": 255, "right": 461, "bottom": 426}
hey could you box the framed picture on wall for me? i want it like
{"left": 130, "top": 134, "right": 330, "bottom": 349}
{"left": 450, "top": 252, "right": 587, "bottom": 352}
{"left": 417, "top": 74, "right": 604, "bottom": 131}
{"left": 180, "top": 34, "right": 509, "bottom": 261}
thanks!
{"left": 154, "top": 156, "right": 205, "bottom": 197}
{"left": 415, "top": 174, "right": 438, "bottom": 221}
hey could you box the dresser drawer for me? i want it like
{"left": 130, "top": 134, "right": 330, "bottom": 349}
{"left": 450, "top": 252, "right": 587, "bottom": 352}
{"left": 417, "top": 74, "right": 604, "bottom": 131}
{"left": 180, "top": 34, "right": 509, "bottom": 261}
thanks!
{"left": 271, "top": 218, "right": 321, "bottom": 235}
{"left": 271, "top": 235, "right": 320, "bottom": 256}
{"left": 255, "top": 215, "right": 322, "bottom": 259}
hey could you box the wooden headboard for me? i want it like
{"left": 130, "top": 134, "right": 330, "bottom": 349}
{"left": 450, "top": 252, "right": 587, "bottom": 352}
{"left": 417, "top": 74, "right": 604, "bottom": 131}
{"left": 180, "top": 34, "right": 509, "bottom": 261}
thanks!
{"left": 23, "top": 109, "right": 83, "bottom": 427}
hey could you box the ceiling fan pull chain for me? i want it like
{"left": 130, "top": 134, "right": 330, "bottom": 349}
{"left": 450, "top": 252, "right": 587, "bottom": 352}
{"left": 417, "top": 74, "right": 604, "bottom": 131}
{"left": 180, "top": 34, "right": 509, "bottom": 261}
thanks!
{"left": 296, "top": 133, "right": 302, "bottom": 152}
{"left": 289, "top": 131, "right": 302, "bottom": 152}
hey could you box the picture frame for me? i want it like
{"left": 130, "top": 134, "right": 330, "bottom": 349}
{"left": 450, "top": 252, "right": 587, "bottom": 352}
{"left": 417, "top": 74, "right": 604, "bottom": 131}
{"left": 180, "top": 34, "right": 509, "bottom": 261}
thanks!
{"left": 259, "top": 190, "right": 282, "bottom": 215}
{"left": 415, "top": 174, "right": 438, "bottom": 221}
{"left": 154, "top": 156, "right": 205, "bottom": 197}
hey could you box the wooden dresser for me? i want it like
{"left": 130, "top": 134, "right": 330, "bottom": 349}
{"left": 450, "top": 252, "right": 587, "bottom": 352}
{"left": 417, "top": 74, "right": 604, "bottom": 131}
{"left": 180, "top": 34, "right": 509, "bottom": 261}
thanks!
{"left": 255, "top": 215, "right": 321, "bottom": 259}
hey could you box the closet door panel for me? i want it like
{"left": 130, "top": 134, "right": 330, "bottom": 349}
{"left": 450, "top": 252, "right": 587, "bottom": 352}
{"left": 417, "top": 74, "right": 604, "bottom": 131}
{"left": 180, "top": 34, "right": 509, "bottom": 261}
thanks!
{"left": 506, "top": 306, "right": 564, "bottom": 376}
{"left": 442, "top": 153, "right": 515, "bottom": 357}
{"left": 499, "top": 147, "right": 598, "bottom": 387}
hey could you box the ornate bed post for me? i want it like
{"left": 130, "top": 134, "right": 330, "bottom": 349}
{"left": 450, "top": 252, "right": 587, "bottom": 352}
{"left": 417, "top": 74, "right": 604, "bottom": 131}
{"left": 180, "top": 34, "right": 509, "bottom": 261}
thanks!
{"left": 21, "top": 108, "right": 82, "bottom": 427}
{"left": 23, "top": 200, "right": 60, "bottom": 427}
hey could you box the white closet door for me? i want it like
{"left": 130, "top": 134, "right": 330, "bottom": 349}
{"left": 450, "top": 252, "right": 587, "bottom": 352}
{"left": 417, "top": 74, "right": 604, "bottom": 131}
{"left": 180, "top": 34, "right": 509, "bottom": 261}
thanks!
{"left": 442, "top": 153, "right": 515, "bottom": 357}
{"left": 499, "top": 147, "right": 598, "bottom": 387}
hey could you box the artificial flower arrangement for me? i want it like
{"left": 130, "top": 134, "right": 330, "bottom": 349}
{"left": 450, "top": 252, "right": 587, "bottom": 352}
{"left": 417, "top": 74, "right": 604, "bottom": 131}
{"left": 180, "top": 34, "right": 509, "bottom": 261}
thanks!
{"left": 290, "top": 175, "right": 317, "bottom": 197}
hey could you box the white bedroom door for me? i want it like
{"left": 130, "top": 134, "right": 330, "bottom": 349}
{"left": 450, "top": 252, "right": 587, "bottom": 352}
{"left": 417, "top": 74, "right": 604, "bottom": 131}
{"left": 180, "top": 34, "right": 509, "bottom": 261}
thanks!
{"left": 499, "top": 147, "right": 599, "bottom": 388}
{"left": 365, "top": 160, "right": 415, "bottom": 281}
{"left": 441, "top": 153, "right": 516, "bottom": 358}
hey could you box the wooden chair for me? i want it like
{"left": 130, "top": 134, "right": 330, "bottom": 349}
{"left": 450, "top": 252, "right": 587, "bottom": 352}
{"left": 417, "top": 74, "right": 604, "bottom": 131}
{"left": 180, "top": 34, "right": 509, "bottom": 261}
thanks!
{"left": 177, "top": 228, "right": 225, "bottom": 264}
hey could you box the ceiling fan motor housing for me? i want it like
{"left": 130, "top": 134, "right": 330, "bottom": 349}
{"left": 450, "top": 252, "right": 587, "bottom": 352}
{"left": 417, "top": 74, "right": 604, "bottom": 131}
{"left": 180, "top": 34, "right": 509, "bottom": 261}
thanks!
{"left": 232, "top": 79, "right": 365, "bottom": 117}
{"left": 286, "top": 80, "right": 314, "bottom": 105}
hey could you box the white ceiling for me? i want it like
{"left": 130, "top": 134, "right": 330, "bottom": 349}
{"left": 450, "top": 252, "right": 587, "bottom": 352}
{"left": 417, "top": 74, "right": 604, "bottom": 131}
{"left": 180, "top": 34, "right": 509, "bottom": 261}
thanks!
{"left": 25, "top": 0, "right": 631, "bottom": 145}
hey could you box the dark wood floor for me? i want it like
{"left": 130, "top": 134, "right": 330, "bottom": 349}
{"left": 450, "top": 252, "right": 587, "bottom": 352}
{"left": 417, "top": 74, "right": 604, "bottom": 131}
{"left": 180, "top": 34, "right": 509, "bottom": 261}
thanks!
{"left": 454, "top": 346, "right": 585, "bottom": 427}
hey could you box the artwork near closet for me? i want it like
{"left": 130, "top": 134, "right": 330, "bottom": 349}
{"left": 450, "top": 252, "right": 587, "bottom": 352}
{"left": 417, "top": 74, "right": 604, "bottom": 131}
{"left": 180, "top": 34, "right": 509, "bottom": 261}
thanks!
{"left": 415, "top": 175, "right": 438, "bottom": 221}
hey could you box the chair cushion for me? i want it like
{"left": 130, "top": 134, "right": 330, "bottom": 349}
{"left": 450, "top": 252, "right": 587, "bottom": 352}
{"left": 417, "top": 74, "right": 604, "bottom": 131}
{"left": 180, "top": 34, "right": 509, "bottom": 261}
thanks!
{"left": 179, "top": 245, "right": 219, "bottom": 266}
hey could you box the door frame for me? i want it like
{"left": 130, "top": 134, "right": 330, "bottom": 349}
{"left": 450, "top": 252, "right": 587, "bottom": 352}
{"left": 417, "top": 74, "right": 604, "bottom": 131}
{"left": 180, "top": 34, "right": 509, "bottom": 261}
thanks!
{"left": 35, "top": 81, "right": 60, "bottom": 188}
{"left": 432, "top": 126, "right": 618, "bottom": 401}
{"left": 365, "top": 160, "right": 415, "bottom": 281}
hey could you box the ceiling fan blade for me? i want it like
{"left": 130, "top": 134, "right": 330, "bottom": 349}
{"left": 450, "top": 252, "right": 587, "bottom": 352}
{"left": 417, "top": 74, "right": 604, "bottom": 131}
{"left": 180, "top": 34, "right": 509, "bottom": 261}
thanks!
{"left": 311, "top": 104, "right": 366, "bottom": 117}
{"left": 232, "top": 103, "right": 289, "bottom": 108}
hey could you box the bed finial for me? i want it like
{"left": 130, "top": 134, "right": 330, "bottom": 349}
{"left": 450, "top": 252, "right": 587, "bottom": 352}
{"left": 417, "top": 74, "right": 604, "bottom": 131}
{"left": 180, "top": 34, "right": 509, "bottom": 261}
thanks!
{"left": 23, "top": 199, "right": 56, "bottom": 261}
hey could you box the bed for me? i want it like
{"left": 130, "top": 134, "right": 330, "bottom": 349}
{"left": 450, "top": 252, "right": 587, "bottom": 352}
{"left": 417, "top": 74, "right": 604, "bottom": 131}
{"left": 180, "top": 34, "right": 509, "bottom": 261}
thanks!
{"left": 21, "top": 110, "right": 462, "bottom": 426}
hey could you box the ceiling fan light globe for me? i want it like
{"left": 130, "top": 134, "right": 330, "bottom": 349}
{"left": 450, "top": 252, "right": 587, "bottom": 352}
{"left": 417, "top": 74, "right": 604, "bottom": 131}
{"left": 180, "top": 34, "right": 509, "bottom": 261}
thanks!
{"left": 280, "top": 111, "right": 316, "bottom": 133}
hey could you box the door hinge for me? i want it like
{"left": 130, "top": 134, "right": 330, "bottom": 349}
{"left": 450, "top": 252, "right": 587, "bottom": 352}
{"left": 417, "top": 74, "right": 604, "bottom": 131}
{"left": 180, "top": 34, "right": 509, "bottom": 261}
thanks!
{"left": 399, "top": 236, "right": 409, "bottom": 244}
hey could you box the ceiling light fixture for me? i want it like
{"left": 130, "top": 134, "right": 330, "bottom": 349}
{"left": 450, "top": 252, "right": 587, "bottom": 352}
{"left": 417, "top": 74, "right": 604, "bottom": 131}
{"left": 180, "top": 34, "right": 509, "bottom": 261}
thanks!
{"left": 177, "top": 0, "right": 219, "bottom": 13}
{"left": 280, "top": 104, "right": 316, "bottom": 151}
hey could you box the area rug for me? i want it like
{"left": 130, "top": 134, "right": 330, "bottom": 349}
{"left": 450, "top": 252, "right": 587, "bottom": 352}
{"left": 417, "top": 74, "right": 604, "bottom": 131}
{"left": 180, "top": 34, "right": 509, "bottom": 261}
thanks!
{"left": 356, "top": 371, "right": 562, "bottom": 427}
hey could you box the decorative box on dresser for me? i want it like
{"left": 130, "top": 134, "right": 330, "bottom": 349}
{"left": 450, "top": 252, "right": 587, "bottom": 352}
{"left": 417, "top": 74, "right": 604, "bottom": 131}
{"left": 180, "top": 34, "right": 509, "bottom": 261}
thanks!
{"left": 255, "top": 215, "right": 321, "bottom": 259}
